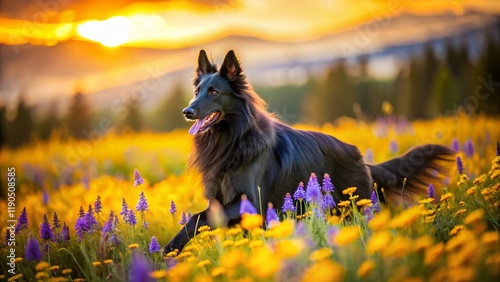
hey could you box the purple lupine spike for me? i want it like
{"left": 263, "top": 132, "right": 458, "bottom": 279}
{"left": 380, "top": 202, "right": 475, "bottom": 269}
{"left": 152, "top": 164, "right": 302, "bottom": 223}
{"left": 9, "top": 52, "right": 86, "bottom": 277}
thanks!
{"left": 178, "top": 211, "right": 188, "bottom": 225}
{"left": 321, "top": 193, "right": 335, "bottom": 211}
{"left": 102, "top": 211, "right": 115, "bottom": 236}
{"left": 239, "top": 194, "right": 257, "bottom": 215}
{"left": 133, "top": 169, "right": 144, "bottom": 187}
{"left": 451, "top": 138, "right": 460, "bottom": 152}
{"left": 305, "top": 173, "right": 322, "bottom": 204}
{"left": 127, "top": 209, "right": 137, "bottom": 226}
{"left": 52, "top": 212, "right": 61, "bottom": 229}
{"left": 464, "top": 139, "right": 474, "bottom": 158}
{"left": 94, "top": 195, "right": 102, "bottom": 214}
{"left": 370, "top": 190, "right": 380, "bottom": 213}
{"left": 61, "top": 222, "right": 70, "bottom": 241}
{"left": 78, "top": 206, "right": 85, "bottom": 218}
{"left": 293, "top": 182, "right": 306, "bottom": 201}
{"left": 129, "top": 252, "right": 151, "bottom": 282}
{"left": 266, "top": 203, "right": 279, "bottom": 228}
{"left": 282, "top": 193, "right": 296, "bottom": 213}
{"left": 120, "top": 198, "right": 129, "bottom": 222}
{"left": 322, "top": 173, "right": 335, "bottom": 193}
{"left": 75, "top": 217, "right": 90, "bottom": 241}
{"left": 39, "top": 214, "right": 53, "bottom": 241}
{"left": 25, "top": 236, "right": 41, "bottom": 261}
{"left": 456, "top": 156, "right": 464, "bottom": 174}
{"left": 169, "top": 199, "right": 177, "bottom": 216}
{"left": 428, "top": 184, "right": 435, "bottom": 199}
{"left": 136, "top": 192, "right": 149, "bottom": 212}
{"left": 15, "top": 207, "right": 28, "bottom": 234}
{"left": 85, "top": 204, "right": 98, "bottom": 229}
{"left": 148, "top": 236, "right": 161, "bottom": 253}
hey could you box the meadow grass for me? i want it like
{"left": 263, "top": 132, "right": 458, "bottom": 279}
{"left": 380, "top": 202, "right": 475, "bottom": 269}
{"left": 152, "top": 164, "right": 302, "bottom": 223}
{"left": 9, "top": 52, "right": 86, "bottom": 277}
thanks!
{"left": 0, "top": 114, "right": 499, "bottom": 281}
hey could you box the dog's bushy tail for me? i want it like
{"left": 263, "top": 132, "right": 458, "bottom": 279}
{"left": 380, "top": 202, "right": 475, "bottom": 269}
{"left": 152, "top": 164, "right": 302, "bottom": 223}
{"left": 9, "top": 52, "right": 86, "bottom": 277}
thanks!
{"left": 368, "top": 144, "right": 455, "bottom": 203}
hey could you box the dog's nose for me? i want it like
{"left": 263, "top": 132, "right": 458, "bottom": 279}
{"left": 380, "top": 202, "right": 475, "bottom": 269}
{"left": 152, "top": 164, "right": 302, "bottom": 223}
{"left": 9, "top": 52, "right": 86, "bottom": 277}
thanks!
{"left": 182, "top": 107, "right": 195, "bottom": 118}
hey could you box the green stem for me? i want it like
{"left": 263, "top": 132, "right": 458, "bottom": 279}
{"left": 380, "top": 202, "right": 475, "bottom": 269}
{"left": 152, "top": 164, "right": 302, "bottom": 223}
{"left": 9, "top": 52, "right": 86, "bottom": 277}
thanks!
{"left": 58, "top": 248, "right": 89, "bottom": 281}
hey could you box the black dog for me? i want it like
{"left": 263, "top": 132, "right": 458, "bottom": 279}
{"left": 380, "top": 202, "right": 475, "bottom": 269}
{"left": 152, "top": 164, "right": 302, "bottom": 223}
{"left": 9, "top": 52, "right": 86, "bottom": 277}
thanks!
{"left": 163, "top": 50, "right": 454, "bottom": 252}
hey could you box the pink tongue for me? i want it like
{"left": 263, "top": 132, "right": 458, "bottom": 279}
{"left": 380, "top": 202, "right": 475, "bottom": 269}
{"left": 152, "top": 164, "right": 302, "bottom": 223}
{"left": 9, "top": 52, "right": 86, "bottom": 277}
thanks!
{"left": 189, "top": 117, "right": 207, "bottom": 135}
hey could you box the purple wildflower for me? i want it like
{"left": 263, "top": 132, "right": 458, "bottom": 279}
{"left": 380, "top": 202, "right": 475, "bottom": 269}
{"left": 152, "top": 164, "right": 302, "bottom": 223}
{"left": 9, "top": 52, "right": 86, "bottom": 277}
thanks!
{"left": 456, "top": 156, "right": 464, "bottom": 174}
{"left": 239, "top": 194, "right": 257, "bottom": 215}
{"left": 428, "top": 184, "right": 435, "bottom": 199}
{"left": 169, "top": 199, "right": 177, "bottom": 216}
{"left": 15, "top": 207, "right": 28, "bottom": 234}
{"left": 266, "top": 203, "right": 279, "bottom": 228}
{"left": 102, "top": 211, "right": 115, "bottom": 237}
{"left": 39, "top": 214, "right": 53, "bottom": 241}
{"left": 293, "top": 182, "right": 306, "bottom": 201}
{"left": 322, "top": 173, "right": 335, "bottom": 193}
{"left": 127, "top": 209, "right": 137, "bottom": 226}
{"left": 148, "top": 236, "right": 161, "bottom": 253}
{"left": 305, "top": 173, "right": 322, "bottom": 204}
{"left": 75, "top": 217, "right": 90, "bottom": 241}
{"left": 451, "top": 138, "right": 460, "bottom": 152}
{"left": 85, "top": 205, "right": 98, "bottom": 229}
{"left": 136, "top": 192, "right": 149, "bottom": 212}
{"left": 464, "top": 139, "right": 474, "bottom": 158}
{"left": 120, "top": 198, "right": 129, "bottom": 222}
{"left": 282, "top": 193, "right": 296, "bottom": 213}
{"left": 129, "top": 252, "right": 152, "bottom": 282}
{"left": 187, "top": 211, "right": 192, "bottom": 220}
{"left": 61, "top": 223, "right": 70, "bottom": 241}
{"left": 25, "top": 236, "right": 41, "bottom": 261}
{"left": 370, "top": 190, "right": 380, "bottom": 213}
{"left": 389, "top": 140, "right": 399, "bottom": 154}
{"left": 94, "top": 195, "right": 102, "bottom": 214}
{"left": 133, "top": 168, "right": 145, "bottom": 187}
{"left": 321, "top": 193, "right": 335, "bottom": 211}
{"left": 178, "top": 211, "right": 188, "bottom": 225}
{"left": 52, "top": 212, "right": 61, "bottom": 229}
{"left": 42, "top": 190, "right": 49, "bottom": 205}
{"left": 78, "top": 206, "right": 85, "bottom": 218}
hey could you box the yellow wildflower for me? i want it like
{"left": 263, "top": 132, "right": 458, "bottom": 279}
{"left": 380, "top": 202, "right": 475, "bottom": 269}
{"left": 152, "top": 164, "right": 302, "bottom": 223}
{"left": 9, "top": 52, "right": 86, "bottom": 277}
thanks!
{"left": 227, "top": 226, "right": 243, "bottom": 236}
{"left": 177, "top": 251, "right": 192, "bottom": 260}
{"left": 149, "top": 270, "right": 168, "bottom": 279}
{"left": 104, "top": 259, "right": 113, "bottom": 265}
{"left": 350, "top": 195, "right": 359, "bottom": 201}
{"left": 265, "top": 220, "right": 294, "bottom": 238}
{"left": 454, "top": 209, "right": 467, "bottom": 217}
{"left": 211, "top": 266, "right": 225, "bottom": 277}
{"left": 464, "top": 209, "right": 485, "bottom": 232}
{"left": 251, "top": 228, "right": 264, "bottom": 237}
{"left": 50, "top": 265, "right": 60, "bottom": 271}
{"left": 459, "top": 201, "right": 465, "bottom": 206}
{"left": 485, "top": 253, "right": 500, "bottom": 268}
{"left": 446, "top": 230, "right": 475, "bottom": 252}
{"left": 48, "top": 277, "right": 67, "bottom": 282}
{"left": 424, "top": 242, "right": 445, "bottom": 265}
{"left": 357, "top": 260, "right": 375, "bottom": 278}
{"left": 62, "top": 269, "right": 72, "bottom": 275}
{"left": 342, "top": 187, "right": 357, "bottom": 195}
{"left": 413, "top": 235, "right": 434, "bottom": 252}
{"left": 36, "top": 261, "right": 50, "bottom": 271}
{"left": 14, "top": 257, "right": 22, "bottom": 263}
{"left": 310, "top": 248, "right": 333, "bottom": 261}
{"left": 383, "top": 235, "right": 413, "bottom": 258}
{"left": 275, "top": 239, "right": 305, "bottom": 258}
{"left": 440, "top": 192, "right": 453, "bottom": 202}
{"left": 221, "top": 250, "right": 246, "bottom": 269}
{"left": 337, "top": 200, "right": 351, "bottom": 207}
{"left": 420, "top": 209, "right": 434, "bottom": 217}
{"left": 449, "top": 225, "right": 465, "bottom": 236}
{"left": 167, "top": 262, "right": 192, "bottom": 281}
{"left": 447, "top": 266, "right": 476, "bottom": 281}
{"left": 74, "top": 279, "right": 86, "bottom": 282}
{"left": 165, "top": 249, "right": 179, "bottom": 257}
{"left": 389, "top": 206, "right": 421, "bottom": 228}
{"left": 302, "top": 259, "right": 345, "bottom": 282}
{"left": 0, "top": 275, "right": 4, "bottom": 280}
{"left": 197, "top": 225, "right": 211, "bottom": 232}
{"left": 356, "top": 199, "right": 372, "bottom": 207}
{"left": 222, "top": 240, "right": 234, "bottom": 248}
{"left": 35, "top": 272, "right": 48, "bottom": 279}
{"left": 334, "top": 226, "right": 360, "bottom": 246}
{"left": 460, "top": 174, "right": 469, "bottom": 181}
{"left": 240, "top": 214, "right": 262, "bottom": 230}
{"left": 194, "top": 275, "right": 213, "bottom": 282}
{"left": 466, "top": 187, "right": 476, "bottom": 195}
{"left": 128, "top": 243, "right": 139, "bottom": 249}
{"left": 234, "top": 238, "right": 250, "bottom": 247}
{"left": 247, "top": 246, "right": 280, "bottom": 278}
{"left": 328, "top": 215, "right": 341, "bottom": 224}
{"left": 249, "top": 240, "right": 264, "bottom": 248}
{"left": 473, "top": 174, "right": 487, "bottom": 185}
{"left": 184, "top": 244, "right": 201, "bottom": 252}
{"left": 92, "top": 261, "right": 101, "bottom": 267}
{"left": 197, "top": 259, "right": 211, "bottom": 268}
{"left": 482, "top": 231, "right": 499, "bottom": 246}
{"left": 418, "top": 198, "right": 434, "bottom": 205}
{"left": 7, "top": 274, "right": 22, "bottom": 281}
{"left": 369, "top": 210, "right": 391, "bottom": 231}
{"left": 367, "top": 230, "right": 392, "bottom": 254}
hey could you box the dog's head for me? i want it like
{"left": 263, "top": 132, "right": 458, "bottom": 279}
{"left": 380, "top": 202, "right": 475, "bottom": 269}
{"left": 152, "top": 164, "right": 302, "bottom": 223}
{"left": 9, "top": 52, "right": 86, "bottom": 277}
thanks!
{"left": 183, "top": 50, "right": 245, "bottom": 135}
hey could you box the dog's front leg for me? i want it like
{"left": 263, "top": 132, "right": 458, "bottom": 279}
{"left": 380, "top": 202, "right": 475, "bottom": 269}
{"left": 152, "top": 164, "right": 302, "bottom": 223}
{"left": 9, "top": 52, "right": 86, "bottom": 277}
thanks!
{"left": 163, "top": 198, "right": 242, "bottom": 253}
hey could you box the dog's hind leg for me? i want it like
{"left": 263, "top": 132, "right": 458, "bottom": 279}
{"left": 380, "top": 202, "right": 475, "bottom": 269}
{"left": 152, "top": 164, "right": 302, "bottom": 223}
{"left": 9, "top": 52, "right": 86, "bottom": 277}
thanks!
{"left": 163, "top": 199, "right": 242, "bottom": 253}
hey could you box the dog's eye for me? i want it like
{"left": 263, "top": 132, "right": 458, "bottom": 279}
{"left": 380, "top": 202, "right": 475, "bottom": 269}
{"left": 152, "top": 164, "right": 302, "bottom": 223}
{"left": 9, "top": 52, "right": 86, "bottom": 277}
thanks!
{"left": 210, "top": 89, "right": 219, "bottom": 96}
{"left": 193, "top": 89, "right": 199, "bottom": 96}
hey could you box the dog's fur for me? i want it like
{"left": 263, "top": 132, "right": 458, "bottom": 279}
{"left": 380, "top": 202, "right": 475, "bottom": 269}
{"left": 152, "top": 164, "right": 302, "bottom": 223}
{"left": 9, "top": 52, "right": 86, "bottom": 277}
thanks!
{"left": 163, "top": 50, "right": 454, "bottom": 252}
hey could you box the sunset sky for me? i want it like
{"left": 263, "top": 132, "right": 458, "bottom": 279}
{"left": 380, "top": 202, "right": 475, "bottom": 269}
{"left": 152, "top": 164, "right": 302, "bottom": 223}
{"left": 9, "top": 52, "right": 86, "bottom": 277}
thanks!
{"left": 1, "top": 0, "right": 499, "bottom": 108}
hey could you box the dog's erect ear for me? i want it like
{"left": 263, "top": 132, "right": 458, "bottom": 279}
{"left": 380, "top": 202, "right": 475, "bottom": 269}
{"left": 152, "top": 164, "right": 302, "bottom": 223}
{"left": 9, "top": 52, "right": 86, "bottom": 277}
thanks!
{"left": 196, "top": 50, "right": 217, "bottom": 79}
{"left": 220, "top": 50, "right": 242, "bottom": 81}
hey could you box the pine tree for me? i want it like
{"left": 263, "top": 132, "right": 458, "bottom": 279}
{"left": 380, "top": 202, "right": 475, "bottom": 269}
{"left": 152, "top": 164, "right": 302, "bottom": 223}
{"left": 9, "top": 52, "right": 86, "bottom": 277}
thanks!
{"left": 66, "top": 91, "right": 92, "bottom": 139}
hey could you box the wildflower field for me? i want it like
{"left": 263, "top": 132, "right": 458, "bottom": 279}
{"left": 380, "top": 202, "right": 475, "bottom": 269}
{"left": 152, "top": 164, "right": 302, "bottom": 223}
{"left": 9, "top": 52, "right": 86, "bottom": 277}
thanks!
{"left": 1, "top": 114, "right": 500, "bottom": 282}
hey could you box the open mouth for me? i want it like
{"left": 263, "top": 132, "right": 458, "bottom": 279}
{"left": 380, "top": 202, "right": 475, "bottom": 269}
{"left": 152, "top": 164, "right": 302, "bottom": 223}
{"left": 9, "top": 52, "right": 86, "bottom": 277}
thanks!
{"left": 188, "top": 112, "right": 221, "bottom": 135}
